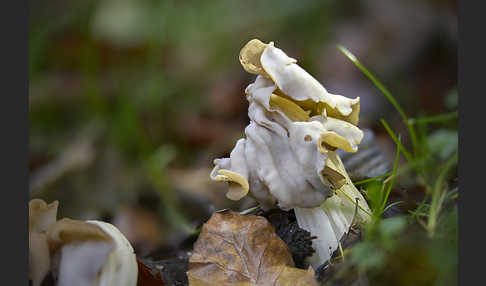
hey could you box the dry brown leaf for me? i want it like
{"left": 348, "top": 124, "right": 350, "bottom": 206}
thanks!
{"left": 136, "top": 258, "right": 168, "bottom": 286}
{"left": 187, "top": 211, "right": 317, "bottom": 286}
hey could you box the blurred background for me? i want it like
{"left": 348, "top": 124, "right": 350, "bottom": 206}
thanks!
{"left": 29, "top": 0, "right": 457, "bottom": 268}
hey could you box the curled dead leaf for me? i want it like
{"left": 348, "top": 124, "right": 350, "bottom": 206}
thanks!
{"left": 187, "top": 211, "right": 317, "bottom": 285}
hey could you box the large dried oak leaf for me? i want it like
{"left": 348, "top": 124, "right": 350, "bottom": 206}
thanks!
{"left": 187, "top": 211, "right": 317, "bottom": 286}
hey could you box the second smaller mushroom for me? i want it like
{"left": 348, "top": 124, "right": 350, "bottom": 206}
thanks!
{"left": 28, "top": 199, "right": 138, "bottom": 286}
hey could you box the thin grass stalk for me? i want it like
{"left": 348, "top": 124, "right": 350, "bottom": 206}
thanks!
{"left": 408, "top": 111, "right": 458, "bottom": 125}
{"left": 427, "top": 151, "right": 458, "bottom": 237}
{"left": 338, "top": 45, "right": 419, "bottom": 157}
{"left": 380, "top": 141, "right": 401, "bottom": 214}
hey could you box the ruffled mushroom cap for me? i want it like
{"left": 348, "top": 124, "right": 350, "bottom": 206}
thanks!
{"left": 211, "top": 39, "right": 365, "bottom": 210}
{"left": 240, "top": 39, "right": 360, "bottom": 125}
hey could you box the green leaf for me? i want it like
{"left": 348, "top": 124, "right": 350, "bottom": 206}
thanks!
{"left": 427, "top": 129, "right": 458, "bottom": 160}
{"left": 351, "top": 241, "right": 385, "bottom": 270}
{"left": 365, "top": 181, "right": 384, "bottom": 214}
{"left": 379, "top": 216, "right": 406, "bottom": 237}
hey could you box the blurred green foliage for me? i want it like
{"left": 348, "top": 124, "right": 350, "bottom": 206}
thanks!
{"left": 30, "top": 0, "right": 344, "bottom": 162}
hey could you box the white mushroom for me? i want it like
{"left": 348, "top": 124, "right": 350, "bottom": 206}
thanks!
{"left": 210, "top": 39, "right": 371, "bottom": 268}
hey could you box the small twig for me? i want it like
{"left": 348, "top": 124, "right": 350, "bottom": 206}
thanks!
{"left": 338, "top": 242, "right": 345, "bottom": 262}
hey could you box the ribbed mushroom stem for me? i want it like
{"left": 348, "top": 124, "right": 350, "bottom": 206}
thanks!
{"left": 294, "top": 206, "right": 341, "bottom": 269}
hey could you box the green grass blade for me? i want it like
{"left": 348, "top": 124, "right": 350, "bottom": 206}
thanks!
{"left": 337, "top": 46, "right": 408, "bottom": 122}
{"left": 380, "top": 119, "right": 416, "bottom": 166}
{"left": 355, "top": 158, "right": 419, "bottom": 188}
{"left": 383, "top": 201, "right": 404, "bottom": 213}
{"left": 338, "top": 45, "right": 419, "bottom": 156}
{"left": 380, "top": 140, "right": 401, "bottom": 213}
{"left": 353, "top": 172, "right": 392, "bottom": 186}
{"left": 408, "top": 111, "right": 458, "bottom": 125}
{"left": 427, "top": 151, "right": 458, "bottom": 237}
